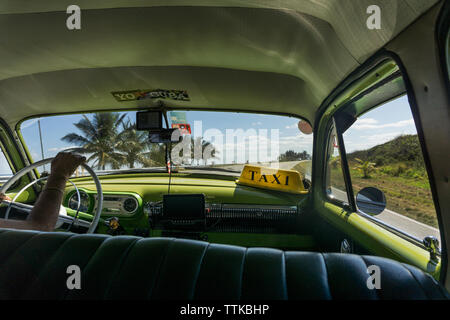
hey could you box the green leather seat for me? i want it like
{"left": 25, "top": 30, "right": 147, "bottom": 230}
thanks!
{"left": 0, "top": 228, "right": 448, "bottom": 300}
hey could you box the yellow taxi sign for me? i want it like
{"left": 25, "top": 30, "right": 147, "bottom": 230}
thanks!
{"left": 236, "top": 165, "right": 308, "bottom": 194}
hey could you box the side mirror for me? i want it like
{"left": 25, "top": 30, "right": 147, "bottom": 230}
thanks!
{"left": 355, "top": 187, "right": 386, "bottom": 216}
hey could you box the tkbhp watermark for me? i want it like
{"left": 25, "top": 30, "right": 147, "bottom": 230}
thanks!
{"left": 180, "top": 304, "right": 269, "bottom": 317}
{"left": 366, "top": 265, "right": 381, "bottom": 290}
{"left": 66, "top": 5, "right": 81, "bottom": 30}
{"left": 366, "top": 5, "right": 381, "bottom": 30}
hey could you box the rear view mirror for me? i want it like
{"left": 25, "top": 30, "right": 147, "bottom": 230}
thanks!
{"left": 356, "top": 187, "right": 386, "bottom": 216}
{"left": 136, "top": 110, "right": 163, "bottom": 130}
{"left": 137, "top": 110, "right": 182, "bottom": 143}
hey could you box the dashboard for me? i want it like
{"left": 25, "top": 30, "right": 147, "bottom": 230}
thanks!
{"left": 68, "top": 191, "right": 140, "bottom": 216}
{"left": 61, "top": 173, "right": 314, "bottom": 249}
{"left": 147, "top": 201, "right": 300, "bottom": 234}
{"left": 65, "top": 188, "right": 302, "bottom": 233}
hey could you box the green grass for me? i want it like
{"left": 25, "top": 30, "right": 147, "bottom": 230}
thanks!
{"left": 337, "top": 134, "right": 438, "bottom": 228}
{"left": 330, "top": 160, "right": 437, "bottom": 228}
{"left": 291, "top": 161, "right": 311, "bottom": 177}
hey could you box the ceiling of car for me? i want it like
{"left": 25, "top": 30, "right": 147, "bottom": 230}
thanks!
{"left": 0, "top": 0, "right": 439, "bottom": 127}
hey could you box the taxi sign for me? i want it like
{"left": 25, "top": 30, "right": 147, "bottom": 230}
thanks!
{"left": 236, "top": 165, "right": 308, "bottom": 194}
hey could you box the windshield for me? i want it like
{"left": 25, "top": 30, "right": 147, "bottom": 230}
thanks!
{"left": 19, "top": 110, "right": 313, "bottom": 179}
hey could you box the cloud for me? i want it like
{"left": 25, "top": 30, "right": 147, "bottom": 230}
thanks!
{"left": 345, "top": 132, "right": 404, "bottom": 153}
{"left": 47, "top": 146, "right": 78, "bottom": 153}
{"left": 285, "top": 123, "right": 298, "bottom": 129}
{"left": 193, "top": 131, "right": 313, "bottom": 164}
{"left": 361, "top": 131, "right": 404, "bottom": 142}
{"left": 20, "top": 118, "right": 39, "bottom": 129}
{"left": 352, "top": 118, "right": 414, "bottom": 130}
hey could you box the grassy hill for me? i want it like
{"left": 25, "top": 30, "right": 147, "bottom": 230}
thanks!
{"left": 347, "top": 134, "right": 428, "bottom": 181}
{"left": 347, "top": 134, "right": 424, "bottom": 168}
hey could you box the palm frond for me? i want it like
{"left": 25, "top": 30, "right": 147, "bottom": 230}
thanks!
{"left": 61, "top": 133, "right": 90, "bottom": 145}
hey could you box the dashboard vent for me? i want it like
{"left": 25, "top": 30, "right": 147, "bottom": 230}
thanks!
{"left": 146, "top": 202, "right": 300, "bottom": 233}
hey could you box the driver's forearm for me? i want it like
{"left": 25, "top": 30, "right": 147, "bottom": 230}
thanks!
{"left": 26, "top": 175, "right": 67, "bottom": 231}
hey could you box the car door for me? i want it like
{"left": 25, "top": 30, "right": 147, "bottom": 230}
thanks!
{"left": 311, "top": 2, "right": 450, "bottom": 284}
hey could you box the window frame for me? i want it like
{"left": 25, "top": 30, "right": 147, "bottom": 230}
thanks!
{"left": 323, "top": 119, "right": 354, "bottom": 211}
{"left": 0, "top": 123, "right": 18, "bottom": 176}
{"left": 0, "top": 140, "right": 13, "bottom": 176}
{"left": 436, "top": 0, "right": 450, "bottom": 102}
{"left": 0, "top": 117, "right": 33, "bottom": 192}
{"left": 324, "top": 88, "right": 442, "bottom": 253}
{"left": 312, "top": 44, "right": 447, "bottom": 281}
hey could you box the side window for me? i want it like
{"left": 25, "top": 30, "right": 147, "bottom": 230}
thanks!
{"left": 0, "top": 147, "right": 13, "bottom": 186}
{"left": 325, "top": 122, "right": 347, "bottom": 203}
{"left": 342, "top": 95, "right": 440, "bottom": 242}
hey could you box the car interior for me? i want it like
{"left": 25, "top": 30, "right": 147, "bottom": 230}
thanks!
{"left": 0, "top": 0, "right": 449, "bottom": 300}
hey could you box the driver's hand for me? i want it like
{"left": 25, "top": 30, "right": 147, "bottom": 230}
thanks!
{"left": 0, "top": 193, "right": 11, "bottom": 202}
{"left": 50, "top": 152, "right": 86, "bottom": 180}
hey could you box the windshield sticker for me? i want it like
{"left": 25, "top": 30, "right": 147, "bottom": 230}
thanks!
{"left": 172, "top": 123, "right": 191, "bottom": 135}
{"left": 169, "top": 111, "right": 191, "bottom": 134}
{"left": 169, "top": 111, "right": 187, "bottom": 124}
{"left": 111, "top": 89, "right": 190, "bottom": 102}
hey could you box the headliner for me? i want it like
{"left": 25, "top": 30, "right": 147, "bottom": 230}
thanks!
{"left": 0, "top": 0, "right": 439, "bottom": 128}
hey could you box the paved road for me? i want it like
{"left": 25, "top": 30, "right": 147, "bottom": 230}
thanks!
{"left": 0, "top": 176, "right": 11, "bottom": 184}
{"left": 330, "top": 187, "right": 440, "bottom": 242}
{"left": 217, "top": 161, "right": 305, "bottom": 173}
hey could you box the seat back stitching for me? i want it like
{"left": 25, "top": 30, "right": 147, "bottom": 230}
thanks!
{"left": 147, "top": 238, "right": 176, "bottom": 300}
{"left": 320, "top": 253, "right": 332, "bottom": 300}
{"left": 22, "top": 233, "right": 76, "bottom": 299}
{"left": 191, "top": 242, "right": 210, "bottom": 300}
{"left": 103, "top": 237, "right": 140, "bottom": 299}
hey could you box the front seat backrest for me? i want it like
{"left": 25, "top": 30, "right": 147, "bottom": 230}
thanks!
{"left": 0, "top": 229, "right": 448, "bottom": 300}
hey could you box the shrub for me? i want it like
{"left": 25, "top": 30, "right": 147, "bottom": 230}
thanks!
{"left": 353, "top": 158, "right": 376, "bottom": 179}
{"left": 393, "top": 163, "right": 407, "bottom": 177}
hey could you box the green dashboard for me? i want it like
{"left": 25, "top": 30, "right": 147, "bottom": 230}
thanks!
{"left": 62, "top": 172, "right": 315, "bottom": 250}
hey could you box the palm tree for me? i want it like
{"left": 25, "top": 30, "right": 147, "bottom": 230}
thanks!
{"left": 143, "top": 143, "right": 167, "bottom": 167}
{"left": 62, "top": 113, "right": 126, "bottom": 170}
{"left": 116, "top": 120, "right": 153, "bottom": 168}
{"left": 353, "top": 158, "right": 376, "bottom": 179}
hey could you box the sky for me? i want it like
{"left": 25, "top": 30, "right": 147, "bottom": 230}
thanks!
{"left": 16, "top": 111, "right": 313, "bottom": 170}
{"left": 343, "top": 95, "right": 417, "bottom": 153}
{"left": 0, "top": 95, "right": 417, "bottom": 174}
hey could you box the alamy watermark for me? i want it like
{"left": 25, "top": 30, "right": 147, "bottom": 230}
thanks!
{"left": 66, "top": 5, "right": 81, "bottom": 30}
{"left": 366, "top": 265, "right": 381, "bottom": 289}
{"left": 66, "top": 5, "right": 381, "bottom": 31}
{"left": 66, "top": 264, "right": 81, "bottom": 290}
{"left": 64, "top": 263, "right": 381, "bottom": 291}
{"left": 168, "top": 121, "right": 282, "bottom": 167}
{"left": 366, "top": 5, "right": 381, "bottom": 30}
